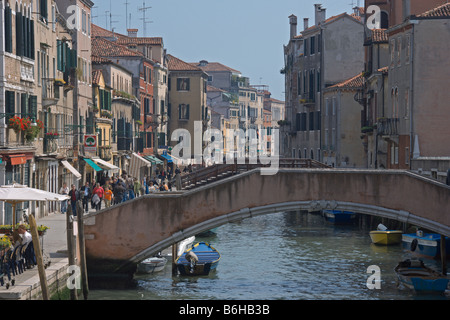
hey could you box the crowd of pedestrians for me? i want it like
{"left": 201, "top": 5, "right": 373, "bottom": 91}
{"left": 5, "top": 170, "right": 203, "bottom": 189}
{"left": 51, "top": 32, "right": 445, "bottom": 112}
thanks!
{"left": 58, "top": 166, "right": 191, "bottom": 217}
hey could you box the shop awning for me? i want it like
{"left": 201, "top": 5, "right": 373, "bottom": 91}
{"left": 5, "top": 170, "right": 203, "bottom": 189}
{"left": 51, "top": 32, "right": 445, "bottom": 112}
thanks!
{"left": 159, "top": 153, "right": 173, "bottom": 163}
{"left": 10, "top": 154, "right": 27, "bottom": 166}
{"left": 144, "top": 155, "right": 163, "bottom": 166}
{"left": 92, "top": 157, "right": 120, "bottom": 173}
{"left": 61, "top": 160, "right": 82, "bottom": 180}
{"left": 84, "top": 158, "right": 103, "bottom": 172}
{"left": 129, "top": 153, "right": 152, "bottom": 179}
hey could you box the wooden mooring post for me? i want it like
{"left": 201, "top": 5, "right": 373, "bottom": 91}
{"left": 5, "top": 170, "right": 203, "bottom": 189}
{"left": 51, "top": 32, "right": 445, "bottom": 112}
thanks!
{"left": 66, "top": 205, "right": 78, "bottom": 300}
{"left": 172, "top": 243, "right": 178, "bottom": 276}
{"left": 77, "top": 201, "right": 89, "bottom": 300}
{"left": 441, "top": 235, "right": 447, "bottom": 276}
{"left": 29, "top": 214, "right": 49, "bottom": 300}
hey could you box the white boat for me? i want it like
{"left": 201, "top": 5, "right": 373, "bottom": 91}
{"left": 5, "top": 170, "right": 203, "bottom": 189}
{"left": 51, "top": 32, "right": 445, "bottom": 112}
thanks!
{"left": 136, "top": 256, "right": 167, "bottom": 274}
{"left": 161, "top": 236, "right": 196, "bottom": 260}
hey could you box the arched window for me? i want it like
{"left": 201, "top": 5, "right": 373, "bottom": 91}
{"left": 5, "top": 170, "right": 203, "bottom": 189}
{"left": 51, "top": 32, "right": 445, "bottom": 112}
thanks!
{"left": 381, "top": 11, "right": 389, "bottom": 29}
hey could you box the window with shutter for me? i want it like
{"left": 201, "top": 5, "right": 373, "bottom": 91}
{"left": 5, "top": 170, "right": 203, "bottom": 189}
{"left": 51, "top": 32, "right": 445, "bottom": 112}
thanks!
{"left": 4, "top": 6, "right": 12, "bottom": 53}
{"left": 5, "top": 91, "right": 15, "bottom": 121}
{"left": 16, "top": 12, "right": 23, "bottom": 57}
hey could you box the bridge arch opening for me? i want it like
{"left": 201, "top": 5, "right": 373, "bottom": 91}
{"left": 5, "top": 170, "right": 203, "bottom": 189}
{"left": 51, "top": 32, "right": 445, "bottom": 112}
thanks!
{"left": 127, "top": 200, "right": 446, "bottom": 268}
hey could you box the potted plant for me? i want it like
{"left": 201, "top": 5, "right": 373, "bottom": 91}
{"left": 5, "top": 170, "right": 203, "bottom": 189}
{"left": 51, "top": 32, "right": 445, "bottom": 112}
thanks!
{"left": 0, "top": 235, "right": 12, "bottom": 251}
{"left": 37, "top": 225, "right": 50, "bottom": 236}
{"left": 54, "top": 79, "right": 66, "bottom": 86}
{"left": 0, "top": 225, "right": 13, "bottom": 234}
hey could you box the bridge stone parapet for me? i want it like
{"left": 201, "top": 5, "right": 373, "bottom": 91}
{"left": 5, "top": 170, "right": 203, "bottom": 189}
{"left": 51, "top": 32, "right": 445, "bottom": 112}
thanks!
{"left": 82, "top": 168, "right": 450, "bottom": 279}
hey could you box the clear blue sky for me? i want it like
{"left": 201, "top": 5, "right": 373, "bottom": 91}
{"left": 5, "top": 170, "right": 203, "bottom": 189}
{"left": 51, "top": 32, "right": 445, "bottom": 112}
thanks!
{"left": 90, "top": 0, "right": 362, "bottom": 101}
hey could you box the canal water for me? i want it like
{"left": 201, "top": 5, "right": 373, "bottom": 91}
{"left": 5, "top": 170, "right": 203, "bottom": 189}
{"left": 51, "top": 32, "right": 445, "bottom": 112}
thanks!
{"left": 88, "top": 211, "right": 449, "bottom": 300}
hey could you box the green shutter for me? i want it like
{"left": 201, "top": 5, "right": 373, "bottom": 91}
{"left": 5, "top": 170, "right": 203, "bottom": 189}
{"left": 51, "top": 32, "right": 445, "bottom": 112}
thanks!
{"left": 21, "top": 93, "right": 28, "bottom": 117}
{"left": 29, "top": 95, "right": 38, "bottom": 121}
{"left": 71, "top": 49, "right": 77, "bottom": 68}
{"left": 16, "top": 12, "right": 23, "bottom": 57}
{"left": 57, "top": 40, "right": 62, "bottom": 71}
{"left": 108, "top": 91, "right": 112, "bottom": 111}
{"left": 30, "top": 20, "right": 35, "bottom": 60}
{"left": 5, "top": 91, "right": 15, "bottom": 121}
{"left": 187, "top": 104, "right": 190, "bottom": 119}
{"left": 4, "top": 7, "right": 12, "bottom": 53}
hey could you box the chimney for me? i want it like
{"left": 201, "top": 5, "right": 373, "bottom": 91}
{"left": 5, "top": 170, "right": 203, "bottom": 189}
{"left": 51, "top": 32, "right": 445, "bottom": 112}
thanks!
{"left": 314, "top": 4, "right": 326, "bottom": 25}
{"left": 304, "top": 18, "right": 309, "bottom": 31}
{"left": 402, "top": 0, "right": 411, "bottom": 21}
{"left": 127, "top": 29, "right": 138, "bottom": 38}
{"left": 289, "top": 15, "right": 297, "bottom": 39}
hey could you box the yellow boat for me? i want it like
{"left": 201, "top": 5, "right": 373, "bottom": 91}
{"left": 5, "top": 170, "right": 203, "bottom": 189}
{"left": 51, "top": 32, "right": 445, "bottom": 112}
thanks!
{"left": 370, "top": 230, "right": 403, "bottom": 245}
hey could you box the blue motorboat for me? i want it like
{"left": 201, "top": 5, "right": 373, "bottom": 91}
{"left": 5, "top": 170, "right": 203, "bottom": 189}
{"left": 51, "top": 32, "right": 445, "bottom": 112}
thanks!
{"left": 176, "top": 242, "right": 220, "bottom": 276}
{"left": 395, "top": 259, "right": 449, "bottom": 293}
{"left": 323, "top": 210, "right": 356, "bottom": 224}
{"left": 402, "top": 232, "right": 450, "bottom": 260}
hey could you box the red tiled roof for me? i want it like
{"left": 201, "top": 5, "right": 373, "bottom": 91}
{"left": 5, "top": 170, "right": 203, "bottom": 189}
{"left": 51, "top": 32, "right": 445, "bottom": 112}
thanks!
{"left": 117, "top": 37, "right": 163, "bottom": 46}
{"left": 207, "top": 85, "right": 226, "bottom": 93}
{"left": 302, "top": 10, "right": 362, "bottom": 34}
{"left": 92, "top": 37, "right": 143, "bottom": 58}
{"left": 190, "top": 61, "right": 241, "bottom": 74}
{"left": 371, "top": 29, "right": 388, "bottom": 43}
{"left": 328, "top": 73, "right": 365, "bottom": 90}
{"left": 92, "top": 24, "right": 163, "bottom": 46}
{"left": 91, "top": 55, "right": 112, "bottom": 64}
{"left": 417, "top": 3, "right": 450, "bottom": 18}
{"left": 92, "top": 69, "right": 103, "bottom": 85}
{"left": 167, "top": 54, "right": 202, "bottom": 71}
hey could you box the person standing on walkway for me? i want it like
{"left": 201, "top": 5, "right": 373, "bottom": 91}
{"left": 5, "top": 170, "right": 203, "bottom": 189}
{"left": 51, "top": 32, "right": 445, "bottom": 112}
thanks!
{"left": 80, "top": 182, "right": 92, "bottom": 213}
{"left": 104, "top": 186, "right": 113, "bottom": 208}
{"left": 92, "top": 183, "right": 104, "bottom": 211}
{"left": 134, "top": 178, "right": 141, "bottom": 198}
{"left": 59, "top": 182, "right": 69, "bottom": 214}
{"left": 68, "top": 184, "right": 79, "bottom": 216}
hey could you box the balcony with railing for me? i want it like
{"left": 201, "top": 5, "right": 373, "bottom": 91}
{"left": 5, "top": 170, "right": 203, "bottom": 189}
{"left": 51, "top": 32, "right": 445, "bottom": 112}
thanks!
{"left": 98, "top": 146, "right": 112, "bottom": 162}
{"left": 42, "top": 78, "right": 60, "bottom": 108}
{"left": 377, "top": 118, "right": 399, "bottom": 136}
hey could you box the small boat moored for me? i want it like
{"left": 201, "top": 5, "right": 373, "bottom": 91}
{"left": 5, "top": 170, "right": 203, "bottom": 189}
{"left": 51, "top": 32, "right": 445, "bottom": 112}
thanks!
{"left": 395, "top": 259, "right": 449, "bottom": 293}
{"left": 370, "top": 224, "right": 403, "bottom": 245}
{"left": 136, "top": 255, "right": 168, "bottom": 274}
{"left": 323, "top": 210, "right": 356, "bottom": 224}
{"left": 176, "top": 242, "right": 220, "bottom": 276}
{"left": 402, "top": 231, "right": 450, "bottom": 260}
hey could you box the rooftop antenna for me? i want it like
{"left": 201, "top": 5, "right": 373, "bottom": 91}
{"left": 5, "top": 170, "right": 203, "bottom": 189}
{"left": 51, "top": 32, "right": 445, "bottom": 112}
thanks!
{"left": 139, "top": 1, "right": 153, "bottom": 36}
{"left": 92, "top": 5, "right": 98, "bottom": 23}
{"left": 108, "top": 0, "right": 120, "bottom": 31}
{"left": 125, "top": 0, "right": 130, "bottom": 30}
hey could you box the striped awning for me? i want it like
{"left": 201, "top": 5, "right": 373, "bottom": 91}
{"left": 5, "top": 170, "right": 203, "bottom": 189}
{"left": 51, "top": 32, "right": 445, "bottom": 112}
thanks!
{"left": 61, "top": 160, "right": 82, "bottom": 180}
{"left": 92, "top": 157, "right": 119, "bottom": 173}
{"left": 144, "top": 155, "right": 163, "bottom": 166}
{"left": 84, "top": 158, "right": 103, "bottom": 172}
{"left": 128, "top": 153, "right": 152, "bottom": 179}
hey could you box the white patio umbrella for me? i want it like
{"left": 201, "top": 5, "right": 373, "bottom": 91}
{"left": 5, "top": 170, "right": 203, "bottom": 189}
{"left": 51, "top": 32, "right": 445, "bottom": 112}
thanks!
{"left": 0, "top": 183, "right": 70, "bottom": 228}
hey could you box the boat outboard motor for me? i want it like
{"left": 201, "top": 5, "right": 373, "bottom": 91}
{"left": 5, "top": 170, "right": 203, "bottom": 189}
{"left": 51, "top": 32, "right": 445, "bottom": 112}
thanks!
{"left": 186, "top": 251, "right": 199, "bottom": 274}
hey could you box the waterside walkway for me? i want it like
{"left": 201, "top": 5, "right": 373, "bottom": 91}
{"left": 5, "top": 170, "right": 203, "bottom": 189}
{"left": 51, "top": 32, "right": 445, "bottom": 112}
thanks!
{"left": 0, "top": 213, "right": 70, "bottom": 300}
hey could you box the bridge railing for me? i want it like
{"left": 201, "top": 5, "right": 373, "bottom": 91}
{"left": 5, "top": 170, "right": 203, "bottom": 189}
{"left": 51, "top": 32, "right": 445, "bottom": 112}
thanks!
{"left": 177, "top": 158, "right": 330, "bottom": 190}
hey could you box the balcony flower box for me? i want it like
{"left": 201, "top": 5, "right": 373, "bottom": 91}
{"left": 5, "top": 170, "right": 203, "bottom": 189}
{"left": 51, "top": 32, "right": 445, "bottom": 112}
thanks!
{"left": 8, "top": 116, "right": 31, "bottom": 132}
{"left": 45, "top": 132, "right": 60, "bottom": 140}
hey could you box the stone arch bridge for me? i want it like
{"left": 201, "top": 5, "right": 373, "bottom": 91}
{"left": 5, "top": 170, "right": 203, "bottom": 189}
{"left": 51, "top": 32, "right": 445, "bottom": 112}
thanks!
{"left": 82, "top": 167, "right": 450, "bottom": 280}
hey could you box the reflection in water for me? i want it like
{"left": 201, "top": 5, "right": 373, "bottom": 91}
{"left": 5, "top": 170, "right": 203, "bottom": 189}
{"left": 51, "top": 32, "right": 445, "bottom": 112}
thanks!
{"left": 89, "top": 212, "right": 449, "bottom": 300}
